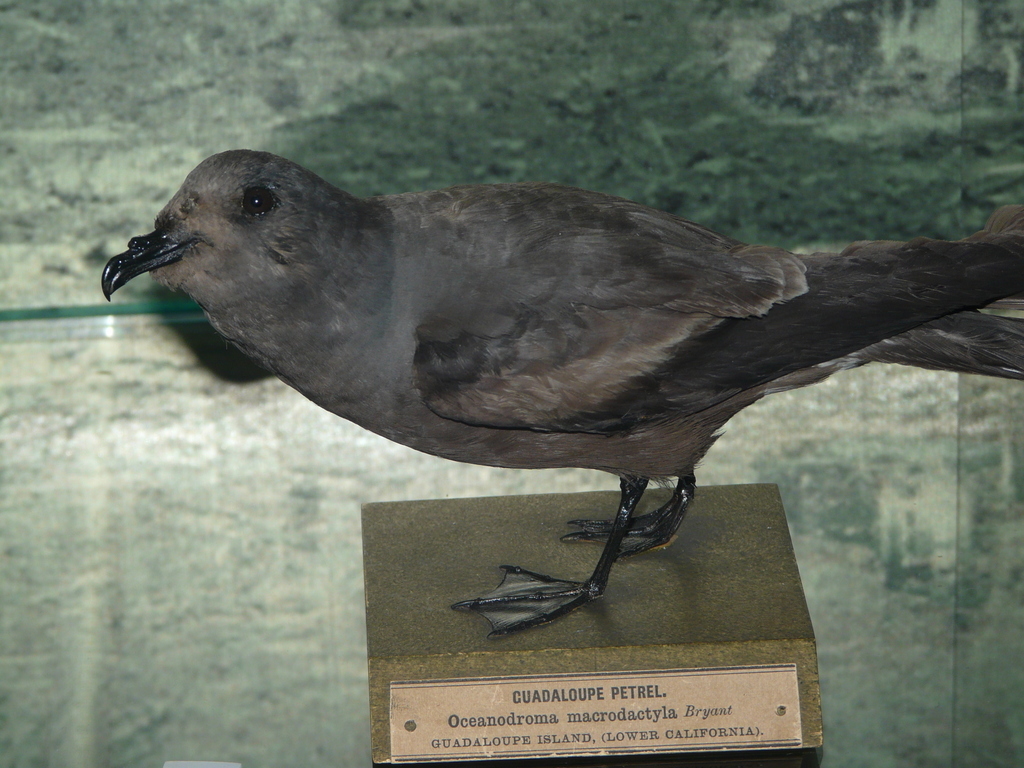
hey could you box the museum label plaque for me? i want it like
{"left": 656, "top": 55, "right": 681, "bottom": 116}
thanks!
{"left": 363, "top": 485, "right": 823, "bottom": 765}
{"left": 389, "top": 664, "right": 802, "bottom": 761}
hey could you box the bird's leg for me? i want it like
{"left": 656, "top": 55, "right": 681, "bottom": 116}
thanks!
{"left": 452, "top": 476, "right": 648, "bottom": 636}
{"left": 562, "top": 475, "right": 695, "bottom": 558}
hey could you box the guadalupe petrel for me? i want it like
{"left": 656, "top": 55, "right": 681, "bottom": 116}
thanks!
{"left": 102, "top": 150, "right": 1024, "bottom": 635}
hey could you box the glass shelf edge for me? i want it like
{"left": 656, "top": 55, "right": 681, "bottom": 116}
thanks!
{"left": 0, "top": 302, "right": 207, "bottom": 343}
{"left": 0, "top": 301, "right": 202, "bottom": 323}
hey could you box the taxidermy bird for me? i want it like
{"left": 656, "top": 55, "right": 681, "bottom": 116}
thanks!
{"left": 102, "top": 150, "right": 1024, "bottom": 636}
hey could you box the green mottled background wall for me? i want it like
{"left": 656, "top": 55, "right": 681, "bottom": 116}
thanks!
{"left": 1, "top": 1, "right": 1022, "bottom": 766}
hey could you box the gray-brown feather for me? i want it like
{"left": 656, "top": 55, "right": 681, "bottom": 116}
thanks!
{"left": 411, "top": 191, "right": 1024, "bottom": 435}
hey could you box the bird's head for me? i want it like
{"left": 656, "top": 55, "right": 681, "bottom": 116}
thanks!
{"left": 101, "top": 150, "right": 361, "bottom": 311}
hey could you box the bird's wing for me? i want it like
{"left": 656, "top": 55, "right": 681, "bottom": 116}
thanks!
{"left": 411, "top": 185, "right": 808, "bottom": 432}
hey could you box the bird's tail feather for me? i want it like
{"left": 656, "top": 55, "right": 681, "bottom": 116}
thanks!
{"left": 975, "top": 205, "right": 1024, "bottom": 311}
{"left": 984, "top": 204, "right": 1024, "bottom": 235}
{"left": 855, "top": 311, "right": 1024, "bottom": 379}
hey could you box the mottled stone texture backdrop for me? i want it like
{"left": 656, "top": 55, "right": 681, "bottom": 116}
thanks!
{"left": 0, "top": 1, "right": 1022, "bottom": 767}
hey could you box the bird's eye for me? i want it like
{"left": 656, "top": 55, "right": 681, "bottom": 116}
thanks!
{"left": 241, "top": 186, "right": 277, "bottom": 216}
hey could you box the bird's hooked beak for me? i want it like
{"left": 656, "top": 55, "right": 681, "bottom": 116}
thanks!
{"left": 101, "top": 230, "right": 197, "bottom": 300}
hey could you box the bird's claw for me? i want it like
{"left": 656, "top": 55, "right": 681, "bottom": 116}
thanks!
{"left": 561, "top": 528, "right": 672, "bottom": 557}
{"left": 561, "top": 509, "right": 675, "bottom": 557}
{"left": 452, "top": 565, "right": 594, "bottom": 636}
{"left": 563, "top": 516, "right": 617, "bottom": 535}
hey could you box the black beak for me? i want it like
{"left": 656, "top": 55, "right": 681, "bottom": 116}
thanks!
{"left": 101, "top": 230, "right": 196, "bottom": 300}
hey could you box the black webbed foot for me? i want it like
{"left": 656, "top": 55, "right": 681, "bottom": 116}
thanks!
{"left": 451, "top": 566, "right": 593, "bottom": 636}
{"left": 454, "top": 476, "right": 650, "bottom": 636}
{"left": 562, "top": 475, "right": 695, "bottom": 557}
